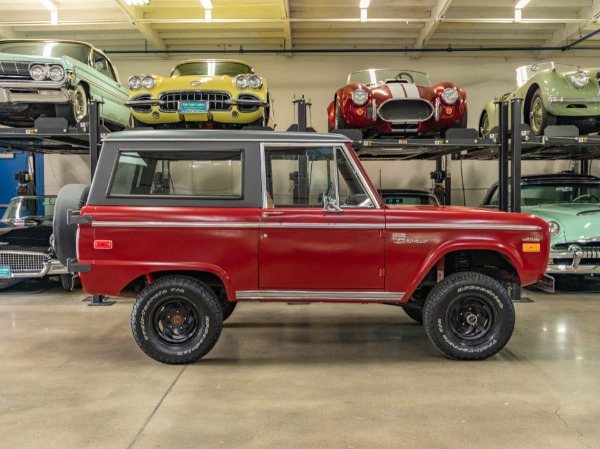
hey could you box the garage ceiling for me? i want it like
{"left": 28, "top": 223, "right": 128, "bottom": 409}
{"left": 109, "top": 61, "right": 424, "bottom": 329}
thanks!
{"left": 0, "top": 0, "right": 598, "bottom": 56}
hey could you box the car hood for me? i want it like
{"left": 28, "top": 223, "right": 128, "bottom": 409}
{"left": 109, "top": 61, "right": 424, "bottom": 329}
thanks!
{"left": 0, "top": 52, "right": 66, "bottom": 65}
{"left": 525, "top": 203, "right": 600, "bottom": 243}
{"left": 0, "top": 219, "right": 52, "bottom": 250}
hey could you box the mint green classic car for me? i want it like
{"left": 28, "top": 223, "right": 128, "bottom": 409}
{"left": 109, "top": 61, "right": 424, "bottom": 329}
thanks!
{"left": 481, "top": 173, "right": 600, "bottom": 280}
{"left": 0, "top": 39, "right": 130, "bottom": 129}
{"left": 479, "top": 62, "right": 600, "bottom": 137}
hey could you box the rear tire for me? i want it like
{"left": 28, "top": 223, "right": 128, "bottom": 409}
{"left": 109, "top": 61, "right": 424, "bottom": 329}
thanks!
{"left": 53, "top": 184, "right": 90, "bottom": 266}
{"left": 423, "top": 272, "right": 515, "bottom": 360}
{"left": 479, "top": 111, "right": 490, "bottom": 138}
{"left": 131, "top": 276, "right": 223, "bottom": 364}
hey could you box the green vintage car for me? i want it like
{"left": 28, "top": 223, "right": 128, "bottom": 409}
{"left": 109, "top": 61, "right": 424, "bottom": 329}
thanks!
{"left": 0, "top": 39, "right": 130, "bottom": 129}
{"left": 479, "top": 62, "right": 600, "bottom": 137}
{"left": 481, "top": 173, "right": 600, "bottom": 280}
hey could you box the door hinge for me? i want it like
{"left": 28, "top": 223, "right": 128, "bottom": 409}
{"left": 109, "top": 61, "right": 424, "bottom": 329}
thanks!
{"left": 379, "top": 268, "right": 386, "bottom": 277}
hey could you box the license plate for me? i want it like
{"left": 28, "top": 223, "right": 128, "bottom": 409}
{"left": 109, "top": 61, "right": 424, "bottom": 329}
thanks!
{"left": 0, "top": 265, "right": 10, "bottom": 278}
{"left": 180, "top": 101, "right": 208, "bottom": 113}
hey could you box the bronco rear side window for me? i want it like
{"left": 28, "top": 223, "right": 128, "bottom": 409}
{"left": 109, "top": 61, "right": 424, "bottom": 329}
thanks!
{"left": 109, "top": 150, "right": 243, "bottom": 198}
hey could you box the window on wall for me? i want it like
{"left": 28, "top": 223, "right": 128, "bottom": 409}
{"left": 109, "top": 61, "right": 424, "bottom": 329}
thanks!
{"left": 109, "top": 150, "right": 243, "bottom": 198}
{"left": 263, "top": 146, "right": 373, "bottom": 208}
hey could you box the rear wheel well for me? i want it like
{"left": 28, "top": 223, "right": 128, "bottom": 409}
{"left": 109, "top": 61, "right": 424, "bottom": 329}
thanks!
{"left": 123, "top": 270, "right": 228, "bottom": 299}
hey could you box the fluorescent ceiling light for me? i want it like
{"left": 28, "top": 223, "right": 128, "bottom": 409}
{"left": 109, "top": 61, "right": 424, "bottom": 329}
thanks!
{"left": 124, "top": 0, "right": 150, "bottom": 5}
{"left": 38, "top": 0, "right": 56, "bottom": 11}
{"left": 200, "top": 0, "right": 212, "bottom": 9}
{"left": 359, "top": 0, "right": 370, "bottom": 8}
{"left": 514, "top": 8, "right": 522, "bottom": 22}
{"left": 360, "top": 8, "right": 367, "bottom": 22}
{"left": 205, "top": 9, "right": 212, "bottom": 22}
{"left": 515, "top": 0, "right": 531, "bottom": 9}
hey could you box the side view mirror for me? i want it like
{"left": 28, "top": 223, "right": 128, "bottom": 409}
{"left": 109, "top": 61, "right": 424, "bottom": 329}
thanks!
{"left": 323, "top": 195, "right": 342, "bottom": 213}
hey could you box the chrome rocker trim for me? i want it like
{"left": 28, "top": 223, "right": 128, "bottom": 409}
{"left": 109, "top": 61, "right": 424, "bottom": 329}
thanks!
{"left": 236, "top": 290, "right": 405, "bottom": 301}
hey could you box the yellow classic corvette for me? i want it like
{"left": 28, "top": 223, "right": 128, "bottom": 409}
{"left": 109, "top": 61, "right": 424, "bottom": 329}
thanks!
{"left": 126, "top": 59, "right": 270, "bottom": 128}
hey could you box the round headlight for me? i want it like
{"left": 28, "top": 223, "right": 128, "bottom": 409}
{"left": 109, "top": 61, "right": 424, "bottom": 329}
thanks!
{"left": 249, "top": 75, "right": 263, "bottom": 89}
{"left": 441, "top": 87, "right": 459, "bottom": 105}
{"left": 351, "top": 88, "right": 368, "bottom": 106}
{"left": 141, "top": 76, "right": 156, "bottom": 90}
{"left": 48, "top": 65, "right": 65, "bottom": 81}
{"left": 30, "top": 64, "right": 46, "bottom": 81}
{"left": 571, "top": 71, "right": 589, "bottom": 89}
{"left": 548, "top": 220, "right": 560, "bottom": 237}
{"left": 128, "top": 76, "right": 142, "bottom": 90}
{"left": 235, "top": 75, "right": 249, "bottom": 89}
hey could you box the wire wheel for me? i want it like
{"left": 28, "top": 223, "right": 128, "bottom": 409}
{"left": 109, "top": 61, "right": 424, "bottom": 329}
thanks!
{"left": 480, "top": 111, "right": 490, "bottom": 138}
{"left": 530, "top": 95, "right": 544, "bottom": 135}
{"left": 73, "top": 85, "right": 88, "bottom": 123}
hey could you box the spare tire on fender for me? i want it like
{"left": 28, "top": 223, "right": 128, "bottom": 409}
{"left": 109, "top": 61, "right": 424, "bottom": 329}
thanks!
{"left": 53, "top": 184, "right": 90, "bottom": 266}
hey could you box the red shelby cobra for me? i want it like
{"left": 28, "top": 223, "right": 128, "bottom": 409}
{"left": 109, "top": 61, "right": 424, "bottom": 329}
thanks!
{"left": 328, "top": 69, "right": 468, "bottom": 138}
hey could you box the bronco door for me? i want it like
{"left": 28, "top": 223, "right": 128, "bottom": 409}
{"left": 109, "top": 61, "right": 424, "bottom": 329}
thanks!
{"left": 258, "top": 144, "right": 385, "bottom": 291}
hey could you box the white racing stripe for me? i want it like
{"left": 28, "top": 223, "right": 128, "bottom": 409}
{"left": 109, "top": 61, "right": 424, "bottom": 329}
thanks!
{"left": 386, "top": 82, "right": 420, "bottom": 99}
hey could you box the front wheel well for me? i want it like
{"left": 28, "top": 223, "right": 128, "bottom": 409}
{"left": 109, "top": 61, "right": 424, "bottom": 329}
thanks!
{"left": 444, "top": 250, "right": 519, "bottom": 283}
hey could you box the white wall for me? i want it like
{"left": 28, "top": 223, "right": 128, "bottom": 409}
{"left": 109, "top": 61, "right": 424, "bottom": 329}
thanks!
{"left": 45, "top": 52, "right": 600, "bottom": 205}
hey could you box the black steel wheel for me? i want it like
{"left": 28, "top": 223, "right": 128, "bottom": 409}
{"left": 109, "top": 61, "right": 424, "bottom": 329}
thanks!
{"left": 131, "top": 276, "right": 223, "bottom": 364}
{"left": 423, "top": 272, "right": 515, "bottom": 360}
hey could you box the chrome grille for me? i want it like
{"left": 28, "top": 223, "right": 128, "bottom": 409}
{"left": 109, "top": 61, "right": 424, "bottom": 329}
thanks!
{"left": 158, "top": 91, "right": 231, "bottom": 112}
{"left": 0, "top": 61, "right": 32, "bottom": 80}
{"left": 0, "top": 252, "right": 45, "bottom": 273}
{"left": 378, "top": 99, "right": 434, "bottom": 123}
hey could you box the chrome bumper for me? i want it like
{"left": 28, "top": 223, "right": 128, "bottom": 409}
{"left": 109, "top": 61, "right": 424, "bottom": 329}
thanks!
{"left": 548, "top": 96, "right": 600, "bottom": 104}
{"left": 547, "top": 246, "right": 600, "bottom": 274}
{"left": 125, "top": 98, "right": 267, "bottom": 108}
{"left": 0, "top": 85, "right": 69, "bottom": 104}
{"left": 0, "top": 257, "right": 68, "bottom": 280}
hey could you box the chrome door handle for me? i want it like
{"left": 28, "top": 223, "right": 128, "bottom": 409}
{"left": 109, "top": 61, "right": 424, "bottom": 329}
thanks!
{"left": 262, "top": 211, "right": 284, "bottom": 218}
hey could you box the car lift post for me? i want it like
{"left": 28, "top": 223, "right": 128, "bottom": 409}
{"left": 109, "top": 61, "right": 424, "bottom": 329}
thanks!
{"left": 510, "top": 98, "right": 529, "bottom": 302}
{"left": 498, "top": 101, "right": 510, "bottom": 212}
{"left": 86, "top": 100, "right": 115, "bottom": 306}
{"left": 294, "top": 96, "right": 308, "bottom": 132}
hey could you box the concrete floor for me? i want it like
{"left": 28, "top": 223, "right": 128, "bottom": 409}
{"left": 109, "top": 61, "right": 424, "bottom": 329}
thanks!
{"left": 1, "top": 280, "right": 599, "bottom": 449}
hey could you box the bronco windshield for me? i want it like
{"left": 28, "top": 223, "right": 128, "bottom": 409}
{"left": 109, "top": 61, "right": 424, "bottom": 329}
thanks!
{"left": 0, "top": 41, "right": 90, "bottom": 63}
{"left": 348, "top": 69, "right": 431, "bottom": 86}
{"left": 172, "top": 61, "right": 253, "bottom": 77}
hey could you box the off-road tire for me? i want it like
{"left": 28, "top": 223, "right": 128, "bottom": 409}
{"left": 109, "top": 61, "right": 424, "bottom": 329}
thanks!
{"left": 131, "top": 276, "right": 223, "bottom": 364}
{"left": 53, "top": 184, "right": 90, "bottom": 266}
{"left": 423, "top": 272, "right": 515, "bottom": 360}
{"left": 402, "top": 306, "right": 423, "bottom": 324}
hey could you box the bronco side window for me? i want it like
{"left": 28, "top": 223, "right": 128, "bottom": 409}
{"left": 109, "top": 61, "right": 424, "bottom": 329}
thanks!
{"left": 109, "top": 149, "right": 243, "bottom": 198}
{"left": 263, "top": 146, "right": 374, "bottom": 208}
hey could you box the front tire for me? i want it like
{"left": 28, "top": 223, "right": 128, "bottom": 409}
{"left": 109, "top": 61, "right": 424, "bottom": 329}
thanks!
{"left": 334, "top": 98, "right": 349, "bottom": 130}
{"left": 423, "top": 272, "right": 515, "bottom": 360}
{"left": 528, "top": 89, "right": 556, "bottom": 136}
{"left": 479, "top": 111, "right": 490, "bottom": 138}
{"left": 131, "top": 276, "right": 223, "bottom": 364}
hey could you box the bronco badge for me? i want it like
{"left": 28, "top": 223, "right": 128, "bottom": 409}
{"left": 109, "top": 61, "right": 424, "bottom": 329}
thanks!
{"left": 392, "top": 233, "right": 428, "bottom": 244}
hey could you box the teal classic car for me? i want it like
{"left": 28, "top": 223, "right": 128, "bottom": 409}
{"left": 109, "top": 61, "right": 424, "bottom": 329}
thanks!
{"left": 481, "top": 173, "right": 600, "bottom": 280}
{"left": 0, "top": 39, "right": 130, "bottom": 129}
{"left": 479, "top": 62, "right": 600, "bottom": 137}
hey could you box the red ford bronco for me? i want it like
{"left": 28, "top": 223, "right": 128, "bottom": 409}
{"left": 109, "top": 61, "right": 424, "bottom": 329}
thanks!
{"left": 53, "top": 129, "right": 550, "bottom": 364}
